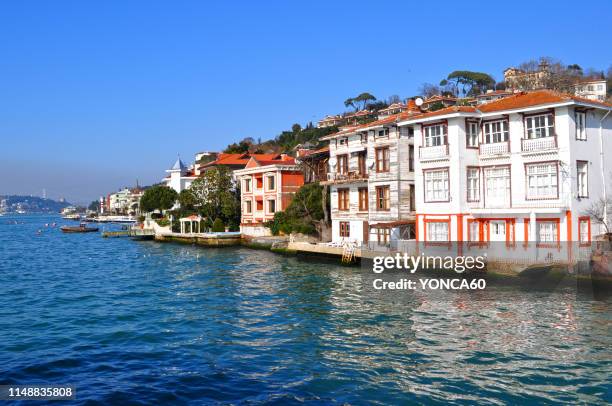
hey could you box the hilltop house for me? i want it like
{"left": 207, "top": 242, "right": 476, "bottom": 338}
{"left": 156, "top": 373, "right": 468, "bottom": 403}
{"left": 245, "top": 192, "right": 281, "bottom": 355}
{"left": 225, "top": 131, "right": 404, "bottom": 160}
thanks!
{"left": 397, "top": 90, "right": 612, "bottom": 263}
{"left": 574, "top": 79, "right": 607, "bottom": 102}
{"left": 234, "top": 154, "right": 304, "bottom": 237}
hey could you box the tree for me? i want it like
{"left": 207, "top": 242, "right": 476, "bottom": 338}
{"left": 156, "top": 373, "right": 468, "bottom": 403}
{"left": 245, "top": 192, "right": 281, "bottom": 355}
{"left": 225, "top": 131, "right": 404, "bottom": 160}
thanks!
{"left": 140, "top": 185, "right": 178, "bottom": 213}
{"left": 583, "top": 196, "right": 612, "bottom": 235}
{"left": 178, "top": 189, "right": 197, "bottom": 211}
{"left": 419, "top": 83, "right": 441, "bottom": 98}
{"left": 291, "top": 123, "right": 302, "bottom": 133}
{"left": 443, "top": 71, "right": 496, "bottom": 97}
{"left": 88, "top": 200, "right": 99, "bottom": 212}
{"left": 212, "top": 218, "right": 225, "bottom": 232}
{"left": 353, "top": 92, "right": 376, "bottom": 110}
{"left": 224, "top": 137, "right": 253, "bottom": 154}
{"left": 266, "top": 182, "right": 325, "bottom": 236}
{"left": 187, "top": 167, "right": 240, "bottom": 228}
{"left": 344, "top": 97, "right": 356, "bottom": 111}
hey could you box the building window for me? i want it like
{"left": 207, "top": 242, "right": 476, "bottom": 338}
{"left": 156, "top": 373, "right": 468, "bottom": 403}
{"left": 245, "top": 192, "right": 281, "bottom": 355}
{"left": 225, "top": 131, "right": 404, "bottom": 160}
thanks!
{"left": 244, "top": 200, "right": 252, "bottom": 214}
{"left": 267, "top": 199, "right": 276, "bottom": 214}
{"left": 337, "top": 154, "right": 348, "bottom": 174}
{"left": 338, "top": 188, "right": 349, "bottom": 211}
{"left": 244, "top": 178, "right": 251, "bottom": 192}
{"left": 525, "top": 113, "right": 554, "bottom": 139}
{"left": 577, "top": 161, "right": 588, "bottom": 198}
{"left": 256, "top": 177, "right": 263, "bottom": 189}
{"left": 467, "top": 168, "right": 480, "bottom": 202}
{"left": 526, "top": 162, "right": 558, "bottom": 199}
{"left": 483, "top": 120, "right": 509, "bottom": 143}
{"left": 427, "top": 221, "right": 449, "bottom": 242}
{"left": 468, "top": 220, "right": 480, "bottom": 242}
{"left": 360, "top": 132, "right": 368, "bottom": 144}
{"left": 357, "top": 152, "right": 367, "bottom": 175}
{"left": 358, "top": 187, "right": 368, "bottom": 211}
{"left": 409, "top": 145, "right": 414, "bottom": 171}
{"left": 466, "top": 121, "right": 479, "bottom": 147}
{"left": 377, "top": 228, "right": 390, "bottom": 245}
{"left": 484, "top": 166, "right": 510, "bottom": 206}
{"left": 575, "top": 111, "right": 586, "bottom": 140}
{"left": 537, "top": 221, "right": 558, "bottom": 244}
{"left": 423, "top": 124, "right": 447, "bottom": 147}
{"left": 579, "top": 217, "right": 591, "bottom": 244}
{"left": 597, "top": 84, "right": 604, "bottom": 91}
{"left": 267, "top": 175, "right": 275, "bottom": 191}
{"left": 409, "top": 184, "right": 415, "bottom": 211}
{"left": 338, "top": 137, "right": 348, "bottom": 146}
{"left": 377, "top": 128, "right": 389, "bottom": 138}
{"left": 339, "top": 221, "right": 350, "bottom": 237}
{"left": 375, "top": 147, "right": 390, "bottom": 172}
{"left": 424, "top": 169, "right": 449, "bottom": 202}
{"left": 256, "top": 200, "right": 263, "bottom": 211}
{"left": 375, "top": 186, "right": 390, "bottom": 211}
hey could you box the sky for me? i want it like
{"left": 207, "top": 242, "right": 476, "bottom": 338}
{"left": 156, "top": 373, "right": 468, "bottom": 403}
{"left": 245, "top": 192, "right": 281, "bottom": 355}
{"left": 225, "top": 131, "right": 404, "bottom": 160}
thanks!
{"left": 0, "top": 0, "right": 610, "bottom": 204}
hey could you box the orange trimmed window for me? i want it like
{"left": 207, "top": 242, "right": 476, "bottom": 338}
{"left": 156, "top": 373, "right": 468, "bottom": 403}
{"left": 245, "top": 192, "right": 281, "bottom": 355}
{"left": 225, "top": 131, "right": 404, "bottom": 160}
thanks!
{"left": 579, "top": 217, "right": 591, "bottom": 245}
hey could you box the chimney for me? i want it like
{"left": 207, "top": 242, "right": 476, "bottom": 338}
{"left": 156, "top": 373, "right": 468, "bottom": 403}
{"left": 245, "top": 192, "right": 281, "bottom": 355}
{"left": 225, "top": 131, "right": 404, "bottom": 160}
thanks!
{"left": 406, "top": 99, "right": 422, "bottom": 113}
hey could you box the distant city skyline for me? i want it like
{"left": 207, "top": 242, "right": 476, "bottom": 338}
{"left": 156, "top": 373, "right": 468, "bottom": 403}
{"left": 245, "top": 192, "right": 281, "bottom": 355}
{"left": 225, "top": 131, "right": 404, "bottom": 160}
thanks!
{"left": 1, "top": 0, "right": 610, "bottom": 203}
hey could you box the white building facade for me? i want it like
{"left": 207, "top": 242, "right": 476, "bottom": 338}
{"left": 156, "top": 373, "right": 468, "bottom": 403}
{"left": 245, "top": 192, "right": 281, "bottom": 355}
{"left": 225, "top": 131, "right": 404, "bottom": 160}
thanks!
{"left": 397, "top": 90, "right": 612, "bottom": 263}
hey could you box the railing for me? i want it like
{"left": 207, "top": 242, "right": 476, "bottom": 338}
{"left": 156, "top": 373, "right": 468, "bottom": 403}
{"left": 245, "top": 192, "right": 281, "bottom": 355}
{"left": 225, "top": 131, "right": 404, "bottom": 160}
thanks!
{"left": 521, "top": 136, "right": 557, "bottom": 152}
{"left": 479, "top": 141, "right": 509, "bottom": 156}
{"left": 325, "top": 171, "right": 368, "bottom": 183}
{"left": 419, "top": 144, "right": 449, "bottom": 160}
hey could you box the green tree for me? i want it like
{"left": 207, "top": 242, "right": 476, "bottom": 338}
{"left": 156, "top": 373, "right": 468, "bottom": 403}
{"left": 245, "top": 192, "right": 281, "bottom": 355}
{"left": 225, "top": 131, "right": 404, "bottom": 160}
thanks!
{"left": 442, "top": 71, "right": 496, "bottom": 97}
{"left": 88, "top": 200, "right": 99, "bottom": 212}
{"left": 211, "top": 218, "right": 225, "bottom": 232}
{"left": 266, "top": 182, "right": 325, "bottom": 236}
{"left": 188, "top": 167, "right": 240, "bottom": 228}
{"left": 178, "top": 189, "right": 197, "bottom": 211}
{"left": 291, "top": 123, "right": 302, "bottom": 133}
{"left": 140, "top": 185, "right": 178, "bottom": 213}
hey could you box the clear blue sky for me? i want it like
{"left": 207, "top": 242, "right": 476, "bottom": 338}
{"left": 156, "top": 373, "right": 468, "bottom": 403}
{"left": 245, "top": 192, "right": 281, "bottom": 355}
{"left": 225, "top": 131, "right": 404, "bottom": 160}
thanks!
{"left": 1, "top": 0, "right": 610, "bottom": 204}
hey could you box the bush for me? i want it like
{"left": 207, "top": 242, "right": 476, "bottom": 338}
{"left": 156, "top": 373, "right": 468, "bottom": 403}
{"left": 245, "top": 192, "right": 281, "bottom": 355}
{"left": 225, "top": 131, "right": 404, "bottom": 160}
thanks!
{"left": 156, "top": 218, "right": 170, "bottom": 227}
{"left": 212, "top": 218, "right": 225, "bottom": 232}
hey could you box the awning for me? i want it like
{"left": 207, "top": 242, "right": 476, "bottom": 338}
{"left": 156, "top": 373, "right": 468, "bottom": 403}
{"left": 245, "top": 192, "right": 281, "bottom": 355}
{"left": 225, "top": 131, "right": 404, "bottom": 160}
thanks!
{"left": 369, "top": 220, "right": 415, "bottom": 229}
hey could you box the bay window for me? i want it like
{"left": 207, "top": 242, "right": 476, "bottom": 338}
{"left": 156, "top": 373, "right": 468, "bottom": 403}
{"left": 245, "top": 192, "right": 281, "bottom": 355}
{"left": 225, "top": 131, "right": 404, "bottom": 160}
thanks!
{"left": 424, "top": 169, "right": 449, "bottom": 202}
{"left": 526, "top": 162, "right": 558, "bottom": 199}
{"left": 483, "top": 120, "right": 509, "bottom": 143}
{"left": 525, "top": 113, "right": 554, "bottom": 139}
{"left": 424, "top": 124, "right": 447, "bottom": 147}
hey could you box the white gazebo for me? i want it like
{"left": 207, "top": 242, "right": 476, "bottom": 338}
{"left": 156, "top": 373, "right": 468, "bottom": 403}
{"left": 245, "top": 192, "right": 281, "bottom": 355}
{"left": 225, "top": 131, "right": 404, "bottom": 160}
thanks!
{"left": 179, "top": 214, "right": 202, "bottom": 234}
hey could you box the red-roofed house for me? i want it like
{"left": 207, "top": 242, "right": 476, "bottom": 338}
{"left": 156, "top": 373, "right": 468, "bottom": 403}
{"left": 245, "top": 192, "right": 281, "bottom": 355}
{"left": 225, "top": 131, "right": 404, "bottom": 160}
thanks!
{"left": 397, "top": 89, "right": 612, "bottom": 263}
{"left": 199, "top": 152, "right": 285, "bottom": 175}
{"left": 233, "top": 154, "right": 305, "bottom": 236}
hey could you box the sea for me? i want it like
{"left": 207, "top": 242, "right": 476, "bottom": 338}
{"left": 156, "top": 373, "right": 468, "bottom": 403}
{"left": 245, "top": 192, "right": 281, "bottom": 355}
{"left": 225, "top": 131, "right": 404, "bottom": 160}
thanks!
{"left": 0, "top": 214, "right": 610, "bottom": 404}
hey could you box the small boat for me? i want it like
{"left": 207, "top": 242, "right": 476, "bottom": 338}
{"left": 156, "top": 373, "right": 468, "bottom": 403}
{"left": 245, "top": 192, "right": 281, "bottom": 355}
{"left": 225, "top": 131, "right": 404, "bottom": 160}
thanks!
{"left": 60, "top": 223, "right": 99, "bottom": 233}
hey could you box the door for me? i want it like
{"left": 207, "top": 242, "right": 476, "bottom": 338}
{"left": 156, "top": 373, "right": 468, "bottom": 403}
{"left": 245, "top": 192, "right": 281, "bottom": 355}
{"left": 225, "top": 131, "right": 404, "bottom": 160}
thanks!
{"left": 363, "top": 221, "right": 369, "bottom": 244}
{"left": 489, "top": 220, "right": 506, "bottom": 242}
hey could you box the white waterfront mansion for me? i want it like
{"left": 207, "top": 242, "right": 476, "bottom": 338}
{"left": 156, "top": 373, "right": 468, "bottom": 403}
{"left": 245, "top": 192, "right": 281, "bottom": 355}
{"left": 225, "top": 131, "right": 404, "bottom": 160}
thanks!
{"left": 396, "top": 90, "right": 612, "bottom": 262}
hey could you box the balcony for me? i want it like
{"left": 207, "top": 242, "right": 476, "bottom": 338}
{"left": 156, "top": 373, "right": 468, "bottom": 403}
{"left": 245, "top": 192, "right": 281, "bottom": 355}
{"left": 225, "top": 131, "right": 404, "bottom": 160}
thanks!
{"left": 521, "top": 136, "right": 557, "bottom": 152}
{"left": 419, "top": 144, "right": 449, "bottom": 160}
{"left": 322, "top": 171, "right": 368, "bottom": 185}
{"left": 479, "top": 141, "right": 509, "bottom": 156}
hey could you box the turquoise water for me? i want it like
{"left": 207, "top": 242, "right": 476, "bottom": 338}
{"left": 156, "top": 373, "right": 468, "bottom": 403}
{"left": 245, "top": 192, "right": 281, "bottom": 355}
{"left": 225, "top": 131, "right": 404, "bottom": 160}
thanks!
{"left": 0, "top": 214, "right": 610, "bottom": 405}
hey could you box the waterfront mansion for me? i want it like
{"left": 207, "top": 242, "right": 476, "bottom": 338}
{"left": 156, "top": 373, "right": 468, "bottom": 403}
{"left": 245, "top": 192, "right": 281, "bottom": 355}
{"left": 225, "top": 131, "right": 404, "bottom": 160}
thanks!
{"left": 234, "top": 154, "right": 304, "bottom": 237}
{"left": 320, "top": 90, "right": 612, "bottom": 260}
{"left": 320, "top": 101, "right": 419, "bottom": 249}
{"left": 397, "top": 90, "right": 612, "bottom": 258}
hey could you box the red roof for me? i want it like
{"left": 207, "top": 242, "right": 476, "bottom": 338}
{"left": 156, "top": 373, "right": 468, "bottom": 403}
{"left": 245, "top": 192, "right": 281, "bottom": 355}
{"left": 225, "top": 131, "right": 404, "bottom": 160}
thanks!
{"left": 199, "top": 153, "right": 283, "bottom": 170}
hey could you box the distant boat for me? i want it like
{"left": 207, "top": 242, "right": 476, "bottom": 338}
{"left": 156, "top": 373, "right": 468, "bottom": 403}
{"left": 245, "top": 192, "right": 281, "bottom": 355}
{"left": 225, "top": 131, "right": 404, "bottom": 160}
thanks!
{"left": 62, "top": 213, "right": 82, "bottom": 220}
{"left": 60, "top": 223, "right": 99, "bottom": 233}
